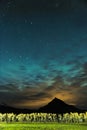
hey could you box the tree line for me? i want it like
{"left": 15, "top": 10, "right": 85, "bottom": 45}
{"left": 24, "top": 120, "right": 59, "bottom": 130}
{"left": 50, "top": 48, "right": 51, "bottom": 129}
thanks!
{"left": 0, "top": 112, "right": 87, "bottom": 123}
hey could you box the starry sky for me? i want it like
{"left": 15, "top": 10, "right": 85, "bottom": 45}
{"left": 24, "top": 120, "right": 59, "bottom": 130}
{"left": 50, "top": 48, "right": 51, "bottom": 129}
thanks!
{"left": 0, "top": 0, "right": 87, "bottom": 109}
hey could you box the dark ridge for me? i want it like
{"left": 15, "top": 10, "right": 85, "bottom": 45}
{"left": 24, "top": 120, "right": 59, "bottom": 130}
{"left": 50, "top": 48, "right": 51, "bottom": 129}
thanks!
{"left": 0, "top": 98, "right": 86, "bottom": 114}
{"left": 38, "top": 97, "right": 85, "bottom": 114}
{"left": 0, "top": 104, "right": 35, "bottom": 114}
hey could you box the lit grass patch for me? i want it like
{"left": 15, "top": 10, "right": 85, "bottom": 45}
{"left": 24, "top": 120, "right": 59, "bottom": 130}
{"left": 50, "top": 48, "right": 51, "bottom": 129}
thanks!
{"left": 0, "top": 123, "right": 87, "bottom": 130}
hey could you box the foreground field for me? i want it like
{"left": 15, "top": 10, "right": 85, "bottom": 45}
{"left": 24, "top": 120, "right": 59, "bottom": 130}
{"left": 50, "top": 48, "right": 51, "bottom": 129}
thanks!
{"left": 0, "top": 123, "right": 87, "bottom": 130}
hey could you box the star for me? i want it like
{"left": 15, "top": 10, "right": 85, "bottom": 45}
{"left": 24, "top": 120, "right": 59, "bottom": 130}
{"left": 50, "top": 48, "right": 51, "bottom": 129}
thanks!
{"left": 19, "top": 55, "right": 22, "bottom": 59}
{"left": 55, "top": 3, "right": 59, "bottom": 8}
{"left": 26, "top": 57, "right": 29, "bottom": 60}
{"left": 30, "top": 22, "right": 33, "bottom": 25}
{"left": 6, "top": 51, "right": 9, "bottom": 54}
{"left": 8, "top": 58, "right": 12, "bottom": 62}
{"left": 24, "top": 19, "right": 28, "bottom": 24}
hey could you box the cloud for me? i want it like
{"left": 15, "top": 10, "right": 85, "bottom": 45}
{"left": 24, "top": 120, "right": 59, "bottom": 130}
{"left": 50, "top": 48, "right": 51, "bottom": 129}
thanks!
{"left": 0, "top": 56, "right": 87, "bottom": 109}
{"left": 0, "top": 71, "right": 87, "bottom": 109}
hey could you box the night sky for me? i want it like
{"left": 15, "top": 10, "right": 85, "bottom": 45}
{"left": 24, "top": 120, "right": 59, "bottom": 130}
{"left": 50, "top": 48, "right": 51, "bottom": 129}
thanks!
{"left": 0, "top": 0, "right": 87, "bottom": 109}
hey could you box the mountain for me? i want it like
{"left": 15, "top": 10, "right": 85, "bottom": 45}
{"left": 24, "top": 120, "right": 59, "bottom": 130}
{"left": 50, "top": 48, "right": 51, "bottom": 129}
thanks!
{"left": 0, "top": 104, "right": 34, "bottom": 114}
{"left": 0, "top": 98, "right": 86, "bottom": 114}
{"left": 38, "top": 98, "right": 83, "bottom": 114}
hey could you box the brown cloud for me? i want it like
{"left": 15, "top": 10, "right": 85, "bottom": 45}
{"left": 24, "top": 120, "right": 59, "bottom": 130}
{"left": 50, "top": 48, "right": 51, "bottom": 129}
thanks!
{"left": 0, "top": 60, "right": 87, "bottom": 109}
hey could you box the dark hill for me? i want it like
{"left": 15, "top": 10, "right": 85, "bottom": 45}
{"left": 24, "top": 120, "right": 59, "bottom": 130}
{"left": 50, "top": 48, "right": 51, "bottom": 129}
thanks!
{"left": 0, "top": 98, "right": 86, "bottom": 114}
{"left": 0, "top": 104, "right": 34, "bottom": 114}
{"left": 38, "top": 98, "right": 83, "bottom": 114}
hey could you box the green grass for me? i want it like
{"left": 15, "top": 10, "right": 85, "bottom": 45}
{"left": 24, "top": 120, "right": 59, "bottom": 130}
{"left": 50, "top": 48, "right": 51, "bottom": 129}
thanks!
{"left": 0, "top": 123, "right": 87, "bottom": 130}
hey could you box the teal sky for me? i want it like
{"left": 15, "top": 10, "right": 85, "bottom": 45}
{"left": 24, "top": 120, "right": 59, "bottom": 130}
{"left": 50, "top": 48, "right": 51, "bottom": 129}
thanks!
{"left": 0, "top": 0, "right": 87, "bottom": 109}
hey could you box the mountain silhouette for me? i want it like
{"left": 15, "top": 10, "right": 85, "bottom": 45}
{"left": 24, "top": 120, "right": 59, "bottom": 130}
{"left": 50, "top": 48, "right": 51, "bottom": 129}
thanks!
{"left": 0, "top": 98, "right": 86, "bottom": 114}
{"left": 38, "top": 97, "right": 83, "bottom": 114}
{"left": 0, "top": 104, "right": 34, "bottom": 114}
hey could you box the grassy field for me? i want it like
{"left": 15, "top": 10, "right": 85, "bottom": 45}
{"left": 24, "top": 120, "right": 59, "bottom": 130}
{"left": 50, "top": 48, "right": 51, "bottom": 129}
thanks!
{"left": 0, "top": 123, "right": 87, "bottom": 130}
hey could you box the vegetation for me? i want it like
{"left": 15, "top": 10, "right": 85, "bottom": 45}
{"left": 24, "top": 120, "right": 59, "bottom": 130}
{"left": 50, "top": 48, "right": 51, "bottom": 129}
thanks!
{"left": 0, "top": 123, "right": 87, "bottom": 130}
{"left": 0, "top": 112, "right": 87, "bottom": 123}
{"left": 0, "top": 112, "right": 87, "bottom": 130}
